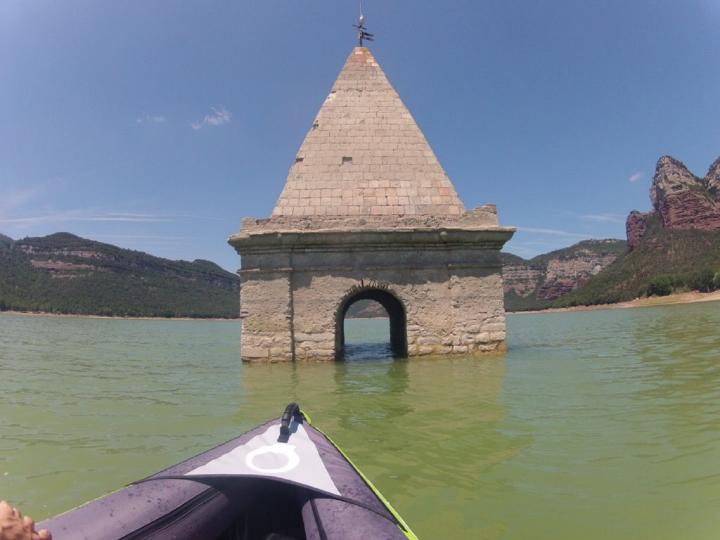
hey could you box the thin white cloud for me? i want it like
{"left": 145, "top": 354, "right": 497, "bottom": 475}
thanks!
{"left": 0, "top": 208, "right": 225, "bottom": 228}
{"left": 0, "top": 211, "right": 186, "bottom": 225}
{"left": 580, "top": 213, "right": 626, "bottom": 224}
{"left": 92, "top": 234, "right": 192, "bottom": 240}
{"left": 191, "top": 107, "right": 231, "bottom": 130}
{"left": 79, "top": 212, "right": 178, "bottom": 222}
{"left": 628, "top": 171, "right": 644, "bottom": 183}
{"left": 517, "top": 226, "right": 591, "bottom": 239}
{"left": 136, "top": 114, "right": 166, "bottom": 124}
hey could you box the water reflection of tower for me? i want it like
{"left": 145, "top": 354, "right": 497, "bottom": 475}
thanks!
{"left": 392, "top": 357, "right": 535, "bottom": 538}
{"left": 332, "top": 358, "right": 411, "bottom": 432}
{"left": 400, "top": 356, "right": 519, "bottom": 485}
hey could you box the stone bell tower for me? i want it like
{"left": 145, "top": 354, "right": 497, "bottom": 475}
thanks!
{"left": 229, "top": 47, "right": 514, "bottom": 362}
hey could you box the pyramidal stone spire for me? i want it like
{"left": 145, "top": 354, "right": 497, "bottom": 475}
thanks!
{"left": 230, "top": 45, "right": 514, "bottom": 363}
{"left": 272, "top": 47, "right": 465, "bottom": 218}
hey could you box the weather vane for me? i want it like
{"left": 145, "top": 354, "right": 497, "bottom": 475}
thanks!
{"left": 353, "top": 1, "right": 374, "bottom": 47}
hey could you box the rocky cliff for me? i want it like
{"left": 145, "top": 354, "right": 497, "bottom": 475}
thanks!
{"left": 501, "top": 240, "right": 627, "bottom": 311}
{"left": 555, "top": 222, "right": 720, "bottom": 308}
{"left": 627, "top": 156, "right": 720, "bottom": 248}
{"left": 557, "top": 155, "right": 720, "bottom": 307}
{"left": 0, "top": 232, "right": 239, "bottom": 317}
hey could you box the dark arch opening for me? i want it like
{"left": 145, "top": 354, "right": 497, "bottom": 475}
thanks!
{"left": 335, "top": 288, "right": 408, "bottom": 361}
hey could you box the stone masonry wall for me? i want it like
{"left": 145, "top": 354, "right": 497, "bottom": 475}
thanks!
{"left": 238, "top": 242, "right": 507, "bottom": 362}
{"left": 239, "top": 269, "right": 294, "bottom": 362}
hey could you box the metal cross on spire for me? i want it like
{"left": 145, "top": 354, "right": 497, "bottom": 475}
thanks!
{"left": 353, "top": 2, "right": 374, "bottom": 47}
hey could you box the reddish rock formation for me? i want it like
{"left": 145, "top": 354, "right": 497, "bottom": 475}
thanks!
{"left": 626, "top": 155, "right": 720, "bottom": 249}
{"left": 502, "top": 263, "right": 545, "bottom": 297}
{"left": 535, "top": 253, "right": 620, "bottom": 300}
{"left": 501, "top": 239, "right": 626, "bottom": 310}
{"left": 625, "top": 211, "right": 653, "bottom": 250}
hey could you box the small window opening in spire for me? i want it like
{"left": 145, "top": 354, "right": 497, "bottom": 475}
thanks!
{"left": 341, "top": 156, "right": 353, "bottom": 165}
{"left": 295, "top": 156, "right": 304, "bottom": 163}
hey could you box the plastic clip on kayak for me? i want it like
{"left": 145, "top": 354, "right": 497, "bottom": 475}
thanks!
{"left": 278, "top": 402, "right": 301, "bottom": 443}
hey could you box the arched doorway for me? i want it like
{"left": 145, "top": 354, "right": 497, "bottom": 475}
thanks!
{"left": 335, "top": 288, "right": 408, "bottom": 361}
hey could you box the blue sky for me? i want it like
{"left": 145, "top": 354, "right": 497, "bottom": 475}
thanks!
{"left": 1, "top": 0, "right": 719, "bottom": 271}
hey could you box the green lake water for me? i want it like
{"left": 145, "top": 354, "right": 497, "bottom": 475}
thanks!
{"left": 1, "top": 303, "right": 720, "bottom": 539}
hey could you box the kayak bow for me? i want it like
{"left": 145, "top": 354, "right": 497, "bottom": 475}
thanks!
{"left": 39, "top": 403, "right": 417, "bottom": 540}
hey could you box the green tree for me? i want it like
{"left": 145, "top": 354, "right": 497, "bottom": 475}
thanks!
{"left": 687, "top": 269, "right": 715, "bottom": 293}
{"left": 646, "top": 275, "right": 674, "bottom": 297}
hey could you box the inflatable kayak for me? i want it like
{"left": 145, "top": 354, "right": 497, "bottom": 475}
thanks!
{"left": 39, "top": 403, "right": 417, "bottom": 539}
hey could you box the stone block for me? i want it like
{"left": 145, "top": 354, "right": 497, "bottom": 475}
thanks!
{"left": 473, "top": 332, "right": 490, "bottom": 343}
{"left": 241, "top": 347, "right": 270, "bottom": 361}
{"left": 483, "top": 323, "right": 506, "bottom": 333}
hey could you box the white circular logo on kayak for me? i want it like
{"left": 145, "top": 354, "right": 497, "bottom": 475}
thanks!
{"left": 245, "top": 443, "right": 301, "bottom": 474}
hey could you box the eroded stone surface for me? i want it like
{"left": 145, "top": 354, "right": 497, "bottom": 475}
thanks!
{"left": 502, "top": 264, "right": 545, "bottom": 297}
{"left": 234, "top": 238, "right": 511, "bottom": 362}
{"left": 626, "top": 210, "right": 653, "bottom": 250}
{"left": 230, "top": 47, "right": 514, "bottom": 361}
{"left": 536, "top": 255, "right": 619, "bottom": 300}
{"left": 651, "top": 156, "right": 720, "bottom": 231}
{"left": 500, "top": 240, "right": 626, "bottom": 308}
{"left": 626, "top": 155, "right": 720, "bottom": 249}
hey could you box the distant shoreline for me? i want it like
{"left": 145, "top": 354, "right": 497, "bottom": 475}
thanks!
{"left": 4, "top": 290, "right": 719, "bottom": 322}
{"left": 0, "top": 310, "right": 239, "bottom": 322}
{"left": 512, "top": 290, "right": 720, "bottom": 315}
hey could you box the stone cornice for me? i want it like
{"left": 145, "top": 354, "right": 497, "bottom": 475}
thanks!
{"left": 229, "top": 227, "right": 515, "bottom": 254}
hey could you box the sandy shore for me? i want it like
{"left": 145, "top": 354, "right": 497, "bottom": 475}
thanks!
{"left": 513, "top": 290, "right": 720, "bottom": 315}
{"left": 0, "top": 310, "right": 238, "bottom": 322}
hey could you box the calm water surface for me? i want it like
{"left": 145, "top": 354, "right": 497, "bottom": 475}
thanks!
{"left": 1, "top": 304, "right": 720, "bottom": 539}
